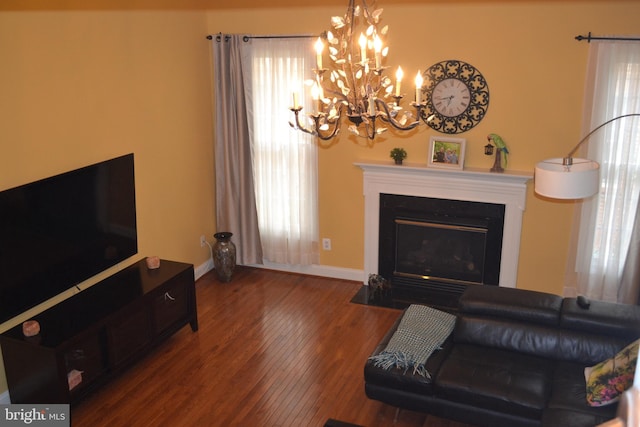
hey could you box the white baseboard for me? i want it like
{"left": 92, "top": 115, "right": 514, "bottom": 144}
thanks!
{"left": 0, "top": 390, "right": 10, "bottom": 404}
{"left": 194, "top": 258, "right": 214, "bottom": 280}
{"left": 248, "top": 261, "right": 365, "bottom": 283}
{"left": 195, "top": 258, "right": 364, "bottom": 284}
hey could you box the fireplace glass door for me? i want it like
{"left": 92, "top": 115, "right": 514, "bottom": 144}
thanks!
{"left": 395, "top": 218, "right": 488, "bottom": 285}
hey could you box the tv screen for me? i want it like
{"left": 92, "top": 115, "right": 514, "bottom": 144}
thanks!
{"left": 0, "top": 154, "right": 138, "bottom": 324}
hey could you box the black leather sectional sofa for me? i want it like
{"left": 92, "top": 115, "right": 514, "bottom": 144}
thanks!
{"left": 364, "top": 286, "right": 640, "bottom": 427}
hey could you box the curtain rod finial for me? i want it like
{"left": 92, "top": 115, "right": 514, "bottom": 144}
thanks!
{"left": 575, "top": 32, "right": 592, "bottom": 43}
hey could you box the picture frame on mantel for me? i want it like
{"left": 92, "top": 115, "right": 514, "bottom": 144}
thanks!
{"left": 428, "top": 136, "right": 466, "bottom": 170}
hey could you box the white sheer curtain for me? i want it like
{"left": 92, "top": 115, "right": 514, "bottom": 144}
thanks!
{"left": 243, "top": 37, "right": 320, "bottom": 265}
{"left": 566, "top": 41, "right": 640, "bottom": 303}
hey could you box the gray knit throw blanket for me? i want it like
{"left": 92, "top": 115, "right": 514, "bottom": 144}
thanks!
{"left": 368, "top": 304, "right": 456, "bottom": 378}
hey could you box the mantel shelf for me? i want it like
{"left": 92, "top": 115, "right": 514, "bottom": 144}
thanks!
{"left": 354, "top": 160, "right": 533, "bottom": 187}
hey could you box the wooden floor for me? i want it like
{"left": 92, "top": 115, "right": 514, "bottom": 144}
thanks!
{"left": 72, "top": 266, "right": 474, "bottom": 427}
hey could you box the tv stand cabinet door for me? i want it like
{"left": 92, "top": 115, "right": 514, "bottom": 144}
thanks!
{"left": 64, "top": 332, "right": 108, "bottom": 401}
{"left": 107, "top": 303, "right": 153, "bottom": 367}
{"left": 151, "top": 269, "right": 197, "bottom": 337}
{"left": 153, "top": 286, "right": 187, "bottom": 333}
{"left": 0, "top": 338, "right": 68, "bottom": 404}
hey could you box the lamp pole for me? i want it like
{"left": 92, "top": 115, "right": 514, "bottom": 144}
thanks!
{"left": 563, "top": 113, "right": 640, "bottom": 166}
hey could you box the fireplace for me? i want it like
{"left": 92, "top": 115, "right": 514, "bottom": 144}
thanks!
{"left": 378, "top": 193, "right": 505, "bottom": 304}
{"left": 356, "top": 161, "right": 532, "bottom": 301}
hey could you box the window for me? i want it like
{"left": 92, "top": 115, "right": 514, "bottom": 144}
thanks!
{"left": 247, "top": 37, "right": 320, "bottom": 265}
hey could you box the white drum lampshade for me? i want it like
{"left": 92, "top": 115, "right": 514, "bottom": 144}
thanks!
{"left": 534, "top": 158, "right": 600, "bottom": 199}
{"left": 533, "top": 114, "right": 640, "bottom": 200}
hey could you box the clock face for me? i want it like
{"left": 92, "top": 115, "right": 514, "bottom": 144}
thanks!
{"left": 432, "top": 78, "right": 471, "bottom": 118}
{"left": 421, "top": 60, "right": 489, "bottom": 134}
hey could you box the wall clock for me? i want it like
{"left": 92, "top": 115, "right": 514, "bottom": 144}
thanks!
{"left": 420, "top": 60, "right": 489, "bottom": 134}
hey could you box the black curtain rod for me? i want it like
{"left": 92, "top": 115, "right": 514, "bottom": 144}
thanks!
{"left": 576, "top": 32, "right": 640, "bottom": 42}
{"left": 206, "top": 33, "right": 318, "bottom": 42}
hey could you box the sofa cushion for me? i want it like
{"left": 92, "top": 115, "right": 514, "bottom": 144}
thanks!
{"left": 434, "top": 344, "right": 554, "bottom": 419}
{"left": 548, "top": 361, "right": 618, "bottom": 418}
{"left": 459, "top": 286, "right": 562, "bottom": 326}
{"left": 551, "top": 329, "right": 632, "bottom": 366}
{"left": 454, "top": 315, "right": 564, "bottom": 359}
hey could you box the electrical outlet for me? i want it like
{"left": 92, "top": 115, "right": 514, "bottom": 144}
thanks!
{"left": 200, "top": 235, "right": 207, "bottom": 247}
{"left": 322, "top": 238, "right": 331, "bottom": 251}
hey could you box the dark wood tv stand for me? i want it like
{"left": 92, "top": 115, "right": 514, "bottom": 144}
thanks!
{"left": 0, "top": 258, "right": 197, "bottom": 405}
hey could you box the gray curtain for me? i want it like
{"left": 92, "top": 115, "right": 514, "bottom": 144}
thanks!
{"left": 619, "top": 196, "right": 640, "bottom": 305}
{"left": 211, "top": 34, "right": 263, "bottom": 265}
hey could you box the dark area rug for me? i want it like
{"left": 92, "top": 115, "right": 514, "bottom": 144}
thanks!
{"left": 324, "top": 419, "right": 364, "bottom": 427}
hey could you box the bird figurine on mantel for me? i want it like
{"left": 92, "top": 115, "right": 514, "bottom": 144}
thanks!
{"left": 486, "top": 133, "right": 509, "bottom": 173}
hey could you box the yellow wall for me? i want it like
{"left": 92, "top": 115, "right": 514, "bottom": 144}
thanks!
{"left": 0, "top": 0, "right": 639, "bottom": 398}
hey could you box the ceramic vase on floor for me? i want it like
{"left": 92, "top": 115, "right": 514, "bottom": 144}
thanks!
{"left": 212, "top": 232, "right": 236, "bottom": 282}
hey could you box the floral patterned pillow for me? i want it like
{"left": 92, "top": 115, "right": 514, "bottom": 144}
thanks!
{"left": 584, "top": 338, "right": 639, "bottom": 407}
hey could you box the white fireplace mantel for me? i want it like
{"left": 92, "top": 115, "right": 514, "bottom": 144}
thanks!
{"left": 356, "top": 161, "right": 533, "bottom": 288}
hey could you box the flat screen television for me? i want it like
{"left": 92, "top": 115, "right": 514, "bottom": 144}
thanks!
{"left": 0, "top": 153, "right": 138, "bottom": 324}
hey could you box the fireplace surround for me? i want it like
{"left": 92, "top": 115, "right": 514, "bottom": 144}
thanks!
{"left": 356, "top": 161, "right": 532, "bottom": 298}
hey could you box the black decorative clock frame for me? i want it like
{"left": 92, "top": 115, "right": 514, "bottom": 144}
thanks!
{"left": 420, "top": 60, "right": 489, "bottom": 134}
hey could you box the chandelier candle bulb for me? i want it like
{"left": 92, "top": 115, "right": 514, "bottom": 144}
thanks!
{"left": 395, "top": 66, "right": 403, "bottom": 97}
{"left": 311, "top": 83, "right": 321, "bottom": 113}
{"left": 415, "top": 71, "right": 423, "bottom": 103}
{"left": 314, "top": 37, "right": 324, "bottom": 69}
{"left": 359, "top": 33, "right": 367, "bottom": 63}
{"left": 374, "top": 35, "right": 382, "bottom": 68}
